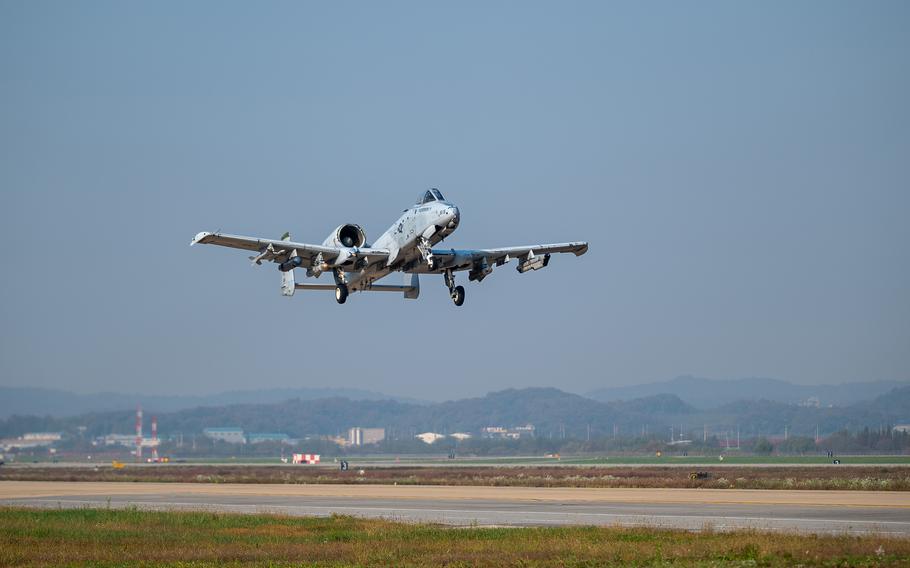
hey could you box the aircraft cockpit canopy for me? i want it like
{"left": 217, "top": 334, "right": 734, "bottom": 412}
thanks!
{"left": 417, "top": 188, "right": 446, "bottom": 205}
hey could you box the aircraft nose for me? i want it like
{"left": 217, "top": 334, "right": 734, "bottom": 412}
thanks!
{"left": 446, "top": 206, "right": 460, "bottom": 230}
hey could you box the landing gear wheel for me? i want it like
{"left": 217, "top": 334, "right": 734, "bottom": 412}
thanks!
{"left": 335, "top": 284, "right": 349, "bottom": 304}
{"left": 452, "top": 285, "right": 465, "bottom": 306}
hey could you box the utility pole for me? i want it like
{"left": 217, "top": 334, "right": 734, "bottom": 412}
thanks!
{"left": 587, "top": 424, "right": 591, "bottom": 442}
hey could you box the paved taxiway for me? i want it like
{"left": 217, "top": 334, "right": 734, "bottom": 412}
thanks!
{"left": 2, "top": 481, "right": 908, "bottom": 536}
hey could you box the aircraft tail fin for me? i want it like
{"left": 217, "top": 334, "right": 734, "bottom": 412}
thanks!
{"left": 281, "top": 268, "right": 295, "bottom": 296}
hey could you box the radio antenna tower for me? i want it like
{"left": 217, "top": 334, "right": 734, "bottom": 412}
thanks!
{"left": 135, "top": 405, "right": 143, "bottom": 460}
{"left": 151, "top": 415, "right": 159, "bottom": 462}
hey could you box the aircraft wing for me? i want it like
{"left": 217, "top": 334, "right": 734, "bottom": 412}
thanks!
{"left": 190, "top": 231, "right": 389, "bottom": 267}
{"left": 431, "top": 242, "right": 588, "bottom": 273}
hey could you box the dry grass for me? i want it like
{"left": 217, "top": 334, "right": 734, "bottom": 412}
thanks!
{"left": 3, "top": 464, "right": 910, "bottom": 491}
{"left": 1, "top": 506, "right": 909, "bottom": 567}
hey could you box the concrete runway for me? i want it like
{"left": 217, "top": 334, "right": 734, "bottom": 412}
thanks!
{"left": 2, "top": 481, "right": 909, "bottom": 536}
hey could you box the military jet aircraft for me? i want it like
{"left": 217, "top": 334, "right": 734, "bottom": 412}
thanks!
{"left": 191, "top": 189, "right": 588, "bottom": 306}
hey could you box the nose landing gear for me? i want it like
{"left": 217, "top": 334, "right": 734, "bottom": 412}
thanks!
{"left": 445, "top": 269, "right": 465, "bottom": 307}
{"left": 417, "top": 237, "right": 438, "bottom": 271}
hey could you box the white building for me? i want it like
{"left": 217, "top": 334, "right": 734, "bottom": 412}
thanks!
{"left": 798, "top": 396, "right": 821, "bottom": 408}
{"left": 22, "top": 432, "right": 63, "bottom": 442}
{"left": 450, "top": 432, "right": 472, "bottom": 441}
{"left": 482, "top": 425, "right": 535, "bottom": 439}
{"left": 0, "top": 432, "right": 64, "bottom": 451}
{"left": 100, "top": 434, "right": 137, "bottom": 447}
{"left": 481, "top": 427, "right": 507, "bottom": 438}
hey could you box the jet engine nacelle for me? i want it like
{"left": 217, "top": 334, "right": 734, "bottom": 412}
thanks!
{"left": 323, "top": 224, "right": 367, "bottom": 248}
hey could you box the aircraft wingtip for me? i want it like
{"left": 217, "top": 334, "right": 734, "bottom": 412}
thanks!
{"left": 191, "top": 231, "right": 212, "bottom": 246}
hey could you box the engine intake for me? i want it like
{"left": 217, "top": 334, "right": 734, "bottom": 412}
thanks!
{"left": 324, "top": 224, "right": 367, "bottom": 248}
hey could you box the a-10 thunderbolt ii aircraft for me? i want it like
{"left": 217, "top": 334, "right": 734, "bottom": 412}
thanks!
{"left": 191, "top": 188, "right": 588, "bottom": 306}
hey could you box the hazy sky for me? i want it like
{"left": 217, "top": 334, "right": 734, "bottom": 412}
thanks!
{"left": 1, "top": 2, "right": 908, "bottom": 401}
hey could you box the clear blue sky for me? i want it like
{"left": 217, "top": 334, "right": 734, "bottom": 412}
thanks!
{"left": 1, "top": 1, "right": 907, "bottom": 400}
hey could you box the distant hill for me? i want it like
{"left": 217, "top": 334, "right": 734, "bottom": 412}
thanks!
{"left": 0, "top": 388, "right": 694, "bottom": 440}
{"left": 614, "top": 393, "right": 696, "bottom": 415}
{"left": 856, "top": 386, "right": 910, "bottom": 422}
{"left": 0, "top": 386, "right": 425, "bottom": 419}
{"left": 2, "top": 386, "right": 906, "bottom": 441}
{"left": 586, "top": 376, "right": 908, "bottom": 408}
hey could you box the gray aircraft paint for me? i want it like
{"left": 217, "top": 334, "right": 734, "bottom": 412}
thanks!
{"left": 192, "top": 189, "right": 587, "bottom": 305}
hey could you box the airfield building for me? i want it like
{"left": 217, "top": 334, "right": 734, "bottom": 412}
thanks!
{"left": 247, "top": 432, "right": 292, "bottom": 444}
{"left": 348, "top": 427, "right": 385, "bottom": 446}
{"left": 0, "top": 432, "right": 63, "bottom": 451}
{"left": 203, "top": 427, "right": 246, "bottom": 444}
{"left": 482, "top": 425, "right": 535, "bottom": 440}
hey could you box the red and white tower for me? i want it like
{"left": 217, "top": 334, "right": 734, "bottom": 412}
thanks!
{"left": 135, "top": 405, "right": 143, "bottom": 460}
{"left": 151, "top": 415, "right": 159, "bottom": 461}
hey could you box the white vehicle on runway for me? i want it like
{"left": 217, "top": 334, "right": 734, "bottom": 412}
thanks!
{"left": 191, "top": 189, "right": 588, "bottom": 306}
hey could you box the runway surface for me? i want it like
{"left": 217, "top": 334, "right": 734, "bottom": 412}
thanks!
{"left": 2, "top": 481, "right": 909, "bottom": 536}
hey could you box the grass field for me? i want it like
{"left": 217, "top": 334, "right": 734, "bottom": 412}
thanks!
{"left": 1, "top": 507, "right": 908, "bottom": 567}
{"left": 4, "top": 464, "right": 909, "bottom": 491}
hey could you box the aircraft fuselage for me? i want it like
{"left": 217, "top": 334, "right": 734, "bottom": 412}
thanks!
{"left": 343, "top": 197, "right": 459, "bottom": 292}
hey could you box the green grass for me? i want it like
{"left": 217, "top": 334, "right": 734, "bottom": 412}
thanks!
{"left": 1, "top": 507, "right": 908, "bottom": 567}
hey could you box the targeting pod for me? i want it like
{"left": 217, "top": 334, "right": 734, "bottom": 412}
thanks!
{"left": 516, "top": 252, "right": 551, "bottom": 273}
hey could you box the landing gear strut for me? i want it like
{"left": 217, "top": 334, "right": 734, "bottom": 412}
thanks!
{"left": 445, "top": 269, "right": 465, "bottom": 307}
{"left": 334, "top": 268, "right": 348, "bottom": 305}
{"left": 418, "top": 237, "right": 438, "bottom": 271}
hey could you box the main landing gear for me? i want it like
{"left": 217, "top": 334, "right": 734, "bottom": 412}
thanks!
{"left": 335, "top": 284, "right": 348, "bottom": 304}
{"left": 445, "top": 269, "right": 465, "bottom": 307}
{"left": 334, "top": 268, "right": 348, "bottom": 304}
